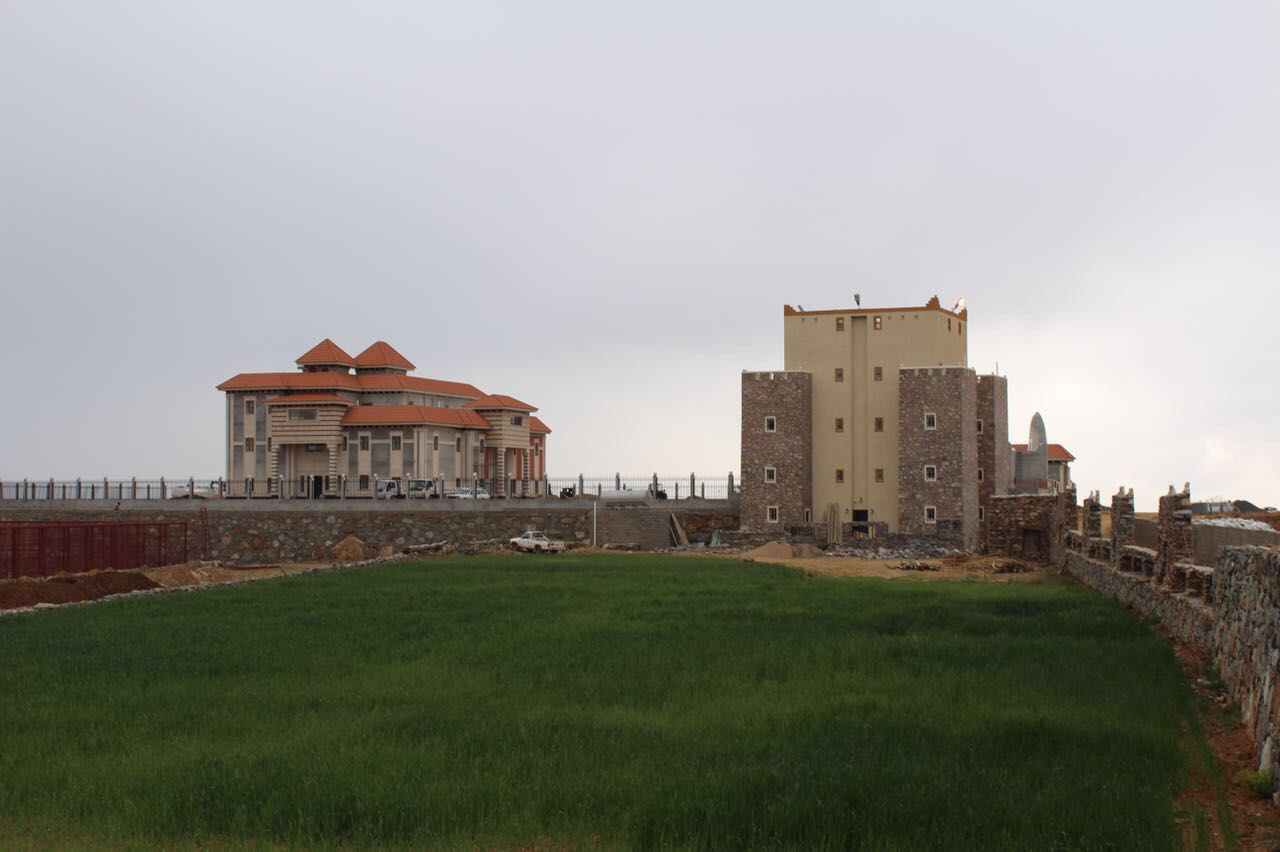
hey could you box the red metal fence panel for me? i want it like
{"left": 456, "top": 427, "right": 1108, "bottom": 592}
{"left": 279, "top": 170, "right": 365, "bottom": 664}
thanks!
{"left": 0, "top": 522, "right": 189, "bottom": 580}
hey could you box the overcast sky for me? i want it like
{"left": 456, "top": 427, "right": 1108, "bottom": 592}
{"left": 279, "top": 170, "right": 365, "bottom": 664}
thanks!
{"left": 2, "top": 1, "right": 1277, "bottom": 510}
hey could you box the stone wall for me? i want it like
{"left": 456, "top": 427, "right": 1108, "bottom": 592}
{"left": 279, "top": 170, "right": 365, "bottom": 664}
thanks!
{"left": 1060, "top": 483, "right": 1279, "bottom": 802}
{"left": 740, "top": 371, "right": 812, "bottom": 531}
{"left": 975, "top": 374, "right": 1010, "bottom": 551}
{"left": 897, "top": 367, "right": 978, "bottom": 550}
{"left": 0, "top": 502, "right": 740, "bottom": 561}
{"left": 986, "top": 490, "right": 1076, "bottom": 563}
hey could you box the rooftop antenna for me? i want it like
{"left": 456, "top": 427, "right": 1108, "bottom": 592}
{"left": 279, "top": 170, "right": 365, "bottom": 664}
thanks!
{"left": 854, "top": 293, "right": 861, "bottom": 306}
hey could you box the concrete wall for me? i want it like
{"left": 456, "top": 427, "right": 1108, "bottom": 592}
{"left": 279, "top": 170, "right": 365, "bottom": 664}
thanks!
{"left": 1194, "top": 524, "right": 1280, "bottom": 566}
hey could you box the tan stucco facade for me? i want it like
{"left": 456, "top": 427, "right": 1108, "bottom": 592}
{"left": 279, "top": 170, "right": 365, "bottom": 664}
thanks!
{"left": 782, "top": 299, "right": 967, "bottom": 532}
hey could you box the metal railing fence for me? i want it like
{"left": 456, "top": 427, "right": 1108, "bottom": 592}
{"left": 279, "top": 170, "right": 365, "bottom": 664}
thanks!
{"left": 0, "top": 473, "right": 739, "bottom": 502}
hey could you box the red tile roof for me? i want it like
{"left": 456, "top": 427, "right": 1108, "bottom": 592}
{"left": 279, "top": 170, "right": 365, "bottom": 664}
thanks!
{"left": 217, "top": 372, "right": 483, "bottom": 398}
{"left": 262, "top": 393, "right": 353, "bottom": 405}
{"left": 340, "top": 405, "right": 491, "bottom": 429}
{"left": 464, "top": 394, "right": 537, "bottom": 412}
{"left": 296, "top": 339, "right": 356, "bottom": 367}
{"left": 354, "top": 341, "right": 415, "bottom": 371}
{"left": 1012, "top": 443, "right": 1075, "bottom": 462}
{"left": 530, "top": 416, "right": 551, "bottom": 434}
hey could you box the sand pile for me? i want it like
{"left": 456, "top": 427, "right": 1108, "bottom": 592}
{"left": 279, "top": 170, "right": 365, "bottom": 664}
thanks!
{"left": 0, "top": 570, "right": 159, "bottom": 611}
{"left": 745, "top": 541, "right": 826, "bottom": 561}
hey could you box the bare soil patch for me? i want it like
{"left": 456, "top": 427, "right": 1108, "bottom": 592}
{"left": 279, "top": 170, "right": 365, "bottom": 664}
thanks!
{"left": 727, "top": 549, "right": 1045, "bottom": 582}
{"left": 0, "top": 570, "right": 159, "bottom": 611}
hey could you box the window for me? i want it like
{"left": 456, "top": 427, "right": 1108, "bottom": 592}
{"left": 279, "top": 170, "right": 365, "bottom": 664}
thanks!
{"left": 874, "top": 366, "right": 883, "bottom": 382}
{"left": 288, "top": 408, "right": 317, "bottom": 421}
{"left": 835, "top": 418, "right": 844, "bottom": 433}
{"left": 342, "top": 436, "right": 348, "bottom": 451}
{"left": 874, "top": 417, "right": 884, "bottom": 433}
{"left": 873, "top": 316, "right": 882, "bottom": 330}
{"left": 835, "top": 469, "right": 844, "bottom": 484}
{"left": 456, "top": 436, "right": 462, "bottom": 452}
{"left": 764, "top": 467, "right": 777, "bottom": 483}
{"left": 534, "top": 442, "right": 541, "bottom": 457}
{"left": 244, "top": 437, "right": 255, "bottom": 452}
{"left": 835, "top": 317, "right": 845, "bottom": 331}
{"left": 875, "top": 468, "right": 884, "bottom": 483}
{"left": 925, "top": 506, "right": 937, "bottom": 524}
{"left": 391, "top": 436, "right": 402, "bottom": 451}
{"left": 925, "top": 413, "right": 938, "bottom": 430}
{"left": 767, "top": 506, "right": 780, "bottom": 524}
{"left": 979, "top": 506, "right": 985, "bottom": 522}
{"left": 804, "top": 508, "right": 812, "bottom": 524}
{"left": 510, "top": 415, "right": 524, "bottom": 426}
{"left": 977, "top": 419, "right": 984, "bottom": 434}
{"left": 834, "top": 367, "right": 844, "bottom": 382}
{"left": 978, "top": 468, "right": 985, "bottom": 483}
{"left": 359, "top": 475, "right": 369, "bottom": 489}
{"left": 433, "top": 435, "right": 440, "bottom": 451}
{"left": 947, "top": 318, "right": 952, "bottom": 331}
{"left": 764, "top": 416, "right": 777, "bottom": 433}
{"left": 925, "top": 465, "right": 938, "bottom": 482}
{"left": 244, "top": 399, "right": 255, "bottom": 416}
{"left": 267, "top": 438, "right": 272, "bottom": 452}
{"left": 359, "top": 435, "right": 369, "bottom": 451}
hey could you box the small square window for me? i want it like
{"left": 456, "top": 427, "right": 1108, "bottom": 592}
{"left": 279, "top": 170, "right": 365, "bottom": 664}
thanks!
{"left": 245, "top": 399, "right": 255, "bottom": 415}
{"left": 764, "top": 416, "right": 777, "bottom": 433}
{"left": 925, "top": 413, "right": 938, "bottom": 430}
{"left": 244, "top": 437, "right": 255, "bottom": 453}
{"left": 764, "top": 467, "right": 777, "bottom": 483}
{"left": 978, "top": 468, "right": 985, "bottom": 483}
{"left": 979, "top": 506, "right": 986, "bottom": 522}
{"left": 359, "top": 435, "right": 369, "bottom": 451}
{"left": 875, "top": 468, "right": 884, "bottom": 484}
{"left": 873, "top": 316, "right": 882, "bottom": 330}
{"left": 834, "top": 368, "right": 844, "bottom": 383}
{"left": 835, "top": 418, "right": 844, "bottom": 433}
{"left": 835, "top": 469, "right": 844, "bottom": 484}
{"left": 925, "top": 465, "right": 937, "bottom": 482}
{"left": 391, "top": 436, "right": 402, "bottom": 451}
{"left": 510, "top": 415, "right": 524, "bottom": 426}
{"left": 874, "top": 367, "right": 883, "bottom": 382}
{"left": 977, "top": 419, "right": 984, "bottom": 434}
{"left": 925, "top": 506, "right": 937, "bottom": 524}
{"left": 767, "top": 506, "right": 779, "bottom": 524}
{"left": 835, "top": 317, "right": 845, "bottom": 331}
{"left": 874, "top": 417, "right": 884, "bottom": 433}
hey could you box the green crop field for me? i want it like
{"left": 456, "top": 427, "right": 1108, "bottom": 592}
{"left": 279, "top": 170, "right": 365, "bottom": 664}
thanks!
{"left": 0, "top": 555, "right": 1217, "bottom": 850}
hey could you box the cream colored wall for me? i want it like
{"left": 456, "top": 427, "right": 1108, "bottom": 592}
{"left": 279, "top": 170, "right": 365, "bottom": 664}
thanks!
{"left": 784, "top": 307, "right": 968, "bottom": 532}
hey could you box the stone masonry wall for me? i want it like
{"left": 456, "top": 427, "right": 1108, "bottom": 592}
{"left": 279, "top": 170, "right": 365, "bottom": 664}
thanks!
{"left": 740, "top": 371, "right": 812, "bottom": 531}
{"left": 897, "top": 367, "right": 978, "bottom": 551}
{"left": 0, "top": 503, "right": 742, "bottom": 561}
{"left": 975, "top": 374, "right": 1010, "bottom": 552}
{"left": 1060, "top": 483, "right": 1279, "bottom": 802}
{"left": 986, "top": 490, "right": 1076, "bottom": 563}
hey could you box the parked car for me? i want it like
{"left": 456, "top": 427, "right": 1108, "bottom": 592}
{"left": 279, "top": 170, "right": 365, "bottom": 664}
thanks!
{"left": 448, "top": 487, "right": 491, "bottom": 500}
{"left": 559, "top": 487, "right": 576, "bottom": 499}
{"left": 509, "top": 531, "right": 565, "bottom": 553}
{"left": 405, "top": 479, "right": 439, "bottom": 499}
{"left": 374, "top": 479, "right": 402, "bottom": 499}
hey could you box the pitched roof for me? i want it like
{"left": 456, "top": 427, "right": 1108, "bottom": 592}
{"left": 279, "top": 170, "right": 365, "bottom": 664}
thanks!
{"left": 217, "top": 372, "right": 483, "bottom": 398}
{"left": 464, "top": 394, "right": 537, "bottom": 412}
{"left": 1012, "top": 443, "right": 1075, "bottom": 462}
{"left": 354, "top": 341, "right": 415, "bottom": 371}
{"left": 296, "top": 339, "right": 356, "bottom": 367}
{"left": 262, "top": 393, "right": 353, "bottom": 405}
{"left": 530, "top": 416, "right": 551, "bottom": 434}
{"left": 340, "top": 405, "right": 491, "bottom": 429}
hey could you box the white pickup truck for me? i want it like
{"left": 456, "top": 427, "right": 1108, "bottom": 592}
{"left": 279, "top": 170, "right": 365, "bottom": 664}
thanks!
{"left": 509, "top": 531, "right": 566, "bottom": 553}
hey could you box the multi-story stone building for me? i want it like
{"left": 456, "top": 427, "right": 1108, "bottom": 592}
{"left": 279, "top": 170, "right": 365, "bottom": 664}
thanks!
{"left": 741, "top": 296, "right": 1056, "bottom": 549}
{"left": 217, "top": 339, "right": 549, "bottom": 497}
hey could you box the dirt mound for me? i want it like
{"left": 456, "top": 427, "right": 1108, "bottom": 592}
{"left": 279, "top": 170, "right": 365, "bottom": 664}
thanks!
{"left": 745, "top": 541, "right": 825, "bottom": 561}
{"left": 0, "top": 570, "right": 159, "bottom": 611}
{"left": 142, "top": 562, "right": 288, "bottom": 589}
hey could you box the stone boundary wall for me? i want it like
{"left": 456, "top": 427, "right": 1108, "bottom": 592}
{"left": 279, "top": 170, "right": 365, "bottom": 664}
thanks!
{"left": 0, "top": 503, "right": 740, "bottom": 562}
{"left": 1060, "top": 483, "right": 1278, "bottom": 802}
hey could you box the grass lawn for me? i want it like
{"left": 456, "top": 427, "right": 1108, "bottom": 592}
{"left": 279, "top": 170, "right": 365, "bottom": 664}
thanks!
{"left": 0, "top": 555, "right": 1208, "bottom": 849}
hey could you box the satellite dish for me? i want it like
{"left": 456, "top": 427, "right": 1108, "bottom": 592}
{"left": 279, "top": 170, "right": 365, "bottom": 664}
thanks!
{"left": 854, "top": 293, "right": 861, "bottom": 306}
{"left": 952, "top": 297, "right": 966, "bottom": 313}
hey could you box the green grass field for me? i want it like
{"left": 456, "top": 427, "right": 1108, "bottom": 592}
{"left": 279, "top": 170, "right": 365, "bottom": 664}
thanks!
{"left": 0, "top": 555, "right": 1209, "bottom": 849}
